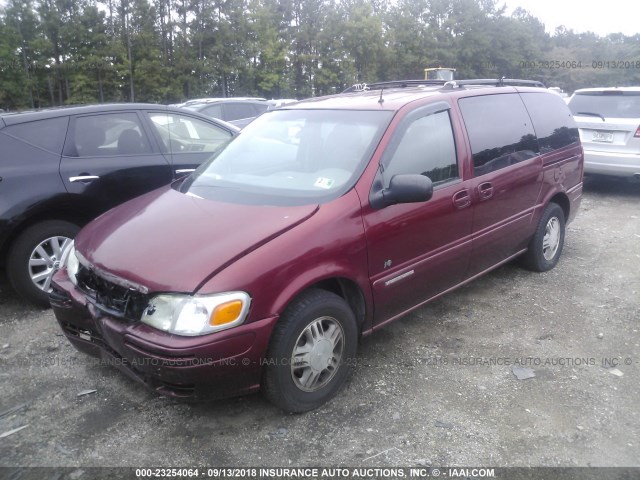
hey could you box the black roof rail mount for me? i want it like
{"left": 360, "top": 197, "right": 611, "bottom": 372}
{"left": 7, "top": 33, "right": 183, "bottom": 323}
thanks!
{"left": 343, "top": 78, "right": 545, "bottom": 93}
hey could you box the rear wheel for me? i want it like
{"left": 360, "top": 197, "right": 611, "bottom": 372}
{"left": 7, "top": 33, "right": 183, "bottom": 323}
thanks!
{"left": 262, "top": 289, "right": 358, "bottom": 413}
{"left": 7, "top": 220, "right": 80, "bottom": 307}
{"left": 521, "top": 203, "right": 565, "bottom": 272}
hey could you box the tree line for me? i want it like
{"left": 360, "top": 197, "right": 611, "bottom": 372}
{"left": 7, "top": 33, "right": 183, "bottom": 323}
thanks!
{"left": 1, "top": 0, "right": 639, "bottom": 111}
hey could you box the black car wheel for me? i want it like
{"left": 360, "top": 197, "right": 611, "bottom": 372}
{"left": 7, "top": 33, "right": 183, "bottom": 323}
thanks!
{"left": 7, "top": 220, "right": 80, "bottom": 307}
{"left": 262, "top": 289, "right": 358, "bottom": 413}
{"left": 521, "top": 202, "right": 565, "bottom": 272}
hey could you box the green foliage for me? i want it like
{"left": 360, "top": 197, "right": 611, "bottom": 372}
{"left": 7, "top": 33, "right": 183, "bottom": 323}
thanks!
{"left": 0, "top": 0, "right": 639, "bottom": 110}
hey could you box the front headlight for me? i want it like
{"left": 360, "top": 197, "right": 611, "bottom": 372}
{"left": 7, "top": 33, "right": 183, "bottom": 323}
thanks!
{"left": 140, "top": 292, "right": 251, "bottom": 336}
{"left": 62, "top": 242, "right": 80, "bottom": 286}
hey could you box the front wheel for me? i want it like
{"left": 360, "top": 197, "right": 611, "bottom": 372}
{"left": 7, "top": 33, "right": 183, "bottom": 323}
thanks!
{"left": 521, "top": 202, "right": 565, "bottom": 272}
{"left": 7, "top": 220, "right": 80, "bottom": 307}
{"left": 262, "top": 289, "right": 358, "bottom": 413}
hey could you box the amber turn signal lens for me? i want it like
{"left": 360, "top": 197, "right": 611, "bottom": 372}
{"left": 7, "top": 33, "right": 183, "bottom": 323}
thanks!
{"left": 210, "top": 300, "right": 243, "bottom": 326}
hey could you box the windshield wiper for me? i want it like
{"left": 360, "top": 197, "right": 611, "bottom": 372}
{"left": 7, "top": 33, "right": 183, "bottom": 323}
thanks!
{"left": 576, "top": 111, "right": 605, "bottom": 121}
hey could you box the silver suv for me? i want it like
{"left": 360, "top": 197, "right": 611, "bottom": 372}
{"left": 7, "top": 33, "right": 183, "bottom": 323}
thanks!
{"left": 568, "top": 87, "right": 640, "bottom": 179}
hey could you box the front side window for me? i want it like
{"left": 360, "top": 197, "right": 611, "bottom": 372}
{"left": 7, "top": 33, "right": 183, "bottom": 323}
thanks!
{"left": 383, "top": 110, "right": 458, "bottom": 186}
{"left": 148, "top": 112, "right": 233, "bottom": 154}
{"left": 181, "top": 109, "right": 393, "bottom": 205}
{"left": 69, "top": 113, "right": 151, "bottom": 157}
{"left": 459, "top": 94, "right": 538, "bottom": 177}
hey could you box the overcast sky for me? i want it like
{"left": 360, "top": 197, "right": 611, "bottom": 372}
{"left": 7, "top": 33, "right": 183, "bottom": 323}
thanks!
{"left": 501, "top": 0, "right": 637, "bottom": 37}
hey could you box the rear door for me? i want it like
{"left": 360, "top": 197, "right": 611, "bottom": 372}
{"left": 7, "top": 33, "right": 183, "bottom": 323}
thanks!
{"left": 0, "top": 115, "right": 69, "bottom": 247}
{"left": 362, "top": 102, "right": 474, "bottom": 325}
{"left": 457, "top": 93, "right": 542, "bottom": 276}
{"left": 145, "top": 110, "right": 236, "bottom": 178}
{"left": 60, "top": 111, "right": 172, "bottom": 213}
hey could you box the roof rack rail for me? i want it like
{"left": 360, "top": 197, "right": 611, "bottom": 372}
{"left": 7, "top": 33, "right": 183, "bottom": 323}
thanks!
{"left": 343, "top": 78, "right": 546, "bottom": 93}
{"left": 343, "top": 79, "right": 446, "bottom": 93}
{"left": 443, "top": 78, "right": 546, "bottom": 88}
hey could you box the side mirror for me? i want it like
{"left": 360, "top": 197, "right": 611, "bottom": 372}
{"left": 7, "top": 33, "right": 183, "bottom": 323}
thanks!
{"left": 370, "top": 174, "right": 433, "bottom": 209}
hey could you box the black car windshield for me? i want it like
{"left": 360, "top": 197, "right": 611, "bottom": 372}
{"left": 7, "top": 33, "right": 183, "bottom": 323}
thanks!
{"left": 180, "top": 109, "right": 393, "bottom": 205}
{"left": 569, "top": 91, "right": 640, "bottom": 119}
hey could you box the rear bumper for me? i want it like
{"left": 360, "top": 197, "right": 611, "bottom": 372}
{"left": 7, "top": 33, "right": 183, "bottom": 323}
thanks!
{"left": 584, "top": 150, "right": 640, "bottom": 177}
{"left": 50, "top": 272, "right": 278, "bottom": 401}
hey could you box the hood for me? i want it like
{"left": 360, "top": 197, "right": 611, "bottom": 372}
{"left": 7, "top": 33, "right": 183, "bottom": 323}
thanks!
{"left": 75, "top": 186, "right": 318, "bottom": 293}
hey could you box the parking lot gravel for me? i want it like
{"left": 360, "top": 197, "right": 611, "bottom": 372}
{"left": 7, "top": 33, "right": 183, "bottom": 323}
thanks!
{"left": 0, "top": 176, "right": 638, "bottom": 469}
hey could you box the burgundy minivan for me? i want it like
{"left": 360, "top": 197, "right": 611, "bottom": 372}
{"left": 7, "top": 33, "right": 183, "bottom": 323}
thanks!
{"left": 51, "top": 80, "right": 584, "bottom": 412}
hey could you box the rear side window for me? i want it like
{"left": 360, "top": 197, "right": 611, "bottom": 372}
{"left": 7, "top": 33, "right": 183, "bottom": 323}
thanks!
{"left": 521, "top": 92, "right": 579, "bottom": 153}
{"left": 459, "top": 94, "right": 538, "bottom": 177}
{"left": 568, "top": 91, "right": 640, "bottom": 119}
{"left": 201, "top": 105, "right": 223, "bottom": 118}
{"left": 384, "top": 110, "right": 458, "bottom": 186}
{"left": 67, "top": 113, "right": 152, "bottom": 157}
{"left": 4, "top": 117, "right": 69, "bottom": 154}
{"left": 224, "top": 103, "right": 261, "bottom": 121}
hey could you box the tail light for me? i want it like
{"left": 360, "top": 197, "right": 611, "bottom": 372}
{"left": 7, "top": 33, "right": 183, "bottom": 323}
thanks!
{"left": 635, "top": 125, "right": 640, "bottom": 138}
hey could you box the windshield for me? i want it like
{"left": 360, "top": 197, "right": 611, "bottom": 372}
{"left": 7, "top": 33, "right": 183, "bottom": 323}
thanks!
{"left": 569, "top": 91, "right": 640, "bottom": 119}
{"left": 180, "top": 109, "right": 393, "bottom": 205}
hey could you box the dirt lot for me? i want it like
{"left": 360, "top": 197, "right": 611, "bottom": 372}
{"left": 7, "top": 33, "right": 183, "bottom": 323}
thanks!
{"left": 0, "top": 176, "right": 638, "bottom": 470}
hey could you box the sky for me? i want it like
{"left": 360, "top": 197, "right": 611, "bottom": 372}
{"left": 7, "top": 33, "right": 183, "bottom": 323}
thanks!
{"left": 501, "top": 0, "right": 638, "bottom": 37}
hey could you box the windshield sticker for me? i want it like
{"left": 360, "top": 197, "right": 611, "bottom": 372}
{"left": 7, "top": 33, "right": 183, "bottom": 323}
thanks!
{"left": 314, "top": 177, "right": 335, "bottom": 189}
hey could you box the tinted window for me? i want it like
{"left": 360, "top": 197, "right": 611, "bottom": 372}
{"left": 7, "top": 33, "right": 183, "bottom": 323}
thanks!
{"left": 224, "top": 103, "right": 260, "bottom": 121}
{"left": 5, "top": 117, "right": 69, "bottom": 154}
{"left": 459, "top": 94, "right": 538, "bottom": 176}
{"left": 569, "top": 91, "right": 640, "bottom": 119}
{"left": 521, "top": 92, "right": 579, "bottom": 153}
{"left": 201, "top": 105, "right": 223, "bottom": 118}
{"left": 148, "top": 112, "right": 233, "bottom": 154}
{"left": 384, "top": 110, "right": 458, "bottom": 186}
{"left": 68, "top": 113, "right": 151, "bottom": 157}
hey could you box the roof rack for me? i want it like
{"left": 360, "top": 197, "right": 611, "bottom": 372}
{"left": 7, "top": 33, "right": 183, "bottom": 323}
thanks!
{"left": 343, "top": 78, "right": 545, "bottom": 93}
{"left": 443, "top": 78, "right": 546, "bottom": 88}
{"left": 343, "top": 80, "right": 446, "bottom": 93}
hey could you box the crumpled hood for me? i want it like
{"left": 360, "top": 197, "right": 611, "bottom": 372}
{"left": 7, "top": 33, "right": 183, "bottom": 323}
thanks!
{"left": 75, "top": 186, "right": 318, "bottom": 293}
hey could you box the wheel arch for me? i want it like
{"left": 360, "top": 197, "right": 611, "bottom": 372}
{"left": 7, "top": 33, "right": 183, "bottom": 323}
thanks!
{"left": 280, "top": 277, "right": 369, "bottom": 336}
{"left": 548, "top": 191, "right": 570, "bottom": 221}
{"left": 1, "top": 207, "right": 94, "bottom": 264}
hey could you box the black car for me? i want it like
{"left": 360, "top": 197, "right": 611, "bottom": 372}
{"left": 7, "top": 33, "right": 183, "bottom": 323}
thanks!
{"left": 0, "top": 103, "right": 239, "bottom": 305}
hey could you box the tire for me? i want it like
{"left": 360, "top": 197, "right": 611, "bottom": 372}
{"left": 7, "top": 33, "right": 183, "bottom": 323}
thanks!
{"left": 521, "top": 202, "right": 565, "bottom": 272}
{"left": 262, "top": 288, "right": 358, "bottom": 413}
{"left": 7, "top": 220, "right": 80, "bottom": 307}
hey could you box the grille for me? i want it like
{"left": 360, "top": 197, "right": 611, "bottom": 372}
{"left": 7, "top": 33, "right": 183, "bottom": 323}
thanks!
{"left": 76, "top": 265, "right": 149, "bottom": 321}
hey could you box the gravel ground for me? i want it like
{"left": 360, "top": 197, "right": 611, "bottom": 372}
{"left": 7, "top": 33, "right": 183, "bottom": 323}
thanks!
{"left": 0, "top": 176, "right": 638, "bottom": 469}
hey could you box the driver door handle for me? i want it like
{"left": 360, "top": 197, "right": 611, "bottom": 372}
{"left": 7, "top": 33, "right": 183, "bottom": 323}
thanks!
{"left": 69, "top": 175, "right": 100, "bottom": 183}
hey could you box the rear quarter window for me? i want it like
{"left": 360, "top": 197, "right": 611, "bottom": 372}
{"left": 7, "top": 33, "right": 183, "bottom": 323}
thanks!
{"left": 3, "top": 116, "right": 69, "bottom": 154}
{"left": 459, "top": 93, "right": 538, "bottom": 177}
{"left": 520, "top": 92, "right": 579, "bottom": 153}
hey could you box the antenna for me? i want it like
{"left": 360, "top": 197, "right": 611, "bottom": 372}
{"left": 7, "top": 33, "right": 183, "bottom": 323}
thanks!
{"left": 378, "top": 88, "right": 384, "bottom": 104}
